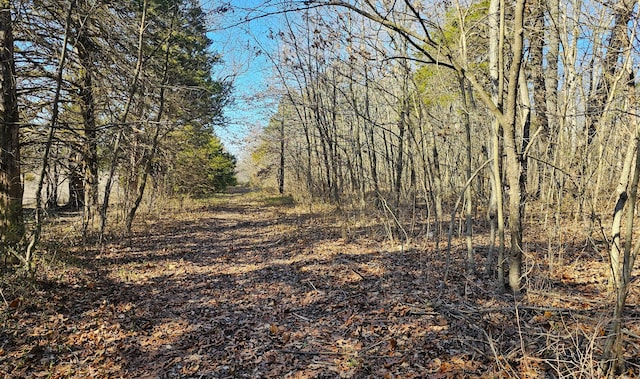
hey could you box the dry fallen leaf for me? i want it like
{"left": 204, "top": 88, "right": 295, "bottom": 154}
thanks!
{"left": 2, "top": 191, "right": 637, "bottom": 378}
{"left": 388, "top": 338, "right": 397, "bottom": 352}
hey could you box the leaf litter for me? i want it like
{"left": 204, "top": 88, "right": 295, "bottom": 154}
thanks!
{"left": 1, "top": 191, "right": 640, "bottom": 378}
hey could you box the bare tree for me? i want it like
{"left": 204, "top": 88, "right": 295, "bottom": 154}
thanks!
{"left": 602, "top": 6, "right": 639, "bottom": 369}
{"left": 486, "top": 0, "right": 505, "bottom": 284}
{"left": 313, "top": 0, "right": 528, "bottom": 291}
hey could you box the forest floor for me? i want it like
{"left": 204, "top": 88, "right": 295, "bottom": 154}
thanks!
{"left": 1, "top": 188, "right": 640, "bottom": 378}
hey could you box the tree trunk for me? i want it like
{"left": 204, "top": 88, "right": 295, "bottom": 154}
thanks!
{"left": 278, "top": 118, "right": 285, "bottom": 194}
{"left": 46, "top": 149, "right": 60, "bottom": 209}
{"left": 69, "top": 152, "right": 84, "bottom": 210}
{"left": 528, "top": 0, "right": 547, "bottom": 135}
{"left": 458, "top": 74, "right": 474, "bottom": 273}
{"left": 76, "top": 21, "right": 99, "bottom": 234}
{"left": 604, "top": 68, "right": 638, "bottom": 375}
{"left": 0, "top": 0, "right": 23, "bottom": 253}
{"left": 488, "top": 0, "right": 505, "bottom": 285}
{"left": 544, "top": 0, "right": 559, "bottom": 148}
{"left": 364, "top": 67, "right": 380, "bottom": 201}
{"left": 585, "top": 0, "right": 635, "bottom": 145}
{"left": 502, "top": 0, "right": 527, "bottom": 293}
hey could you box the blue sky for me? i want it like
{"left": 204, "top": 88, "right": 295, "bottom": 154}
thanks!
{"left": 202, "top": 1, "right": 283, "bottom": 158}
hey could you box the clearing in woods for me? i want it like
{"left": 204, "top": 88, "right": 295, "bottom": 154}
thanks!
{"left": 1, "top": 189, "right": 639, "bottom": 378}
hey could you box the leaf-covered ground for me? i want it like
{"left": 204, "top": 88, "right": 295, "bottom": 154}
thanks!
{"left": 2, "top": 190, "right": 640, "bottom": 378}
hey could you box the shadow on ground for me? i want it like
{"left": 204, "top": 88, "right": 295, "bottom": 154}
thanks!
{"left": 1, "top": 190, "right": 639, "bottom": 378}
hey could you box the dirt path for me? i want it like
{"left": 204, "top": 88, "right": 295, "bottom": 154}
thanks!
{"left": 2, "top": 191, "right": 639, "bottom": 378}
{"left": 101, "top": 193, "right": 455, "bottom": 378}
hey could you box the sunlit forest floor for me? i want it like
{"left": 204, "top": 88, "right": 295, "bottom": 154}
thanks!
{"left": 2, "top": 188, "right": 640, "bottom": 378}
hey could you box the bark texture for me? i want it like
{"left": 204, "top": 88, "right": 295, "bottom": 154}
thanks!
{"left": 0, "top": 0, "right": 23, "bottom": 248}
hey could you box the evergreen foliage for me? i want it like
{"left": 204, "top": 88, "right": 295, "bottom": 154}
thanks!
{"left": 2, "top": 0, "right": 235, "bottom": 249}
{"left": 165, "top": 124, "right": 237, "bottom": 196}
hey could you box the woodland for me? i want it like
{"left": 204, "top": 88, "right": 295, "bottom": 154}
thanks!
{"left": 2, "top": 0, "right": 640, "bottom": 378}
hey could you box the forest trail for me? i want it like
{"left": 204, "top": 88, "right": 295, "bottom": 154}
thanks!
{"left": 2, "top": 189, "right": 640, "bottom": 378}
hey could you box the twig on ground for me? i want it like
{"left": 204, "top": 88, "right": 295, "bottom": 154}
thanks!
{"left": 0, "top": 289, "right": 8, "bottom": 307}
{"left": 350, "top": 268, "right": 366, "bottom": 280}
{"left": 292, "top": 312, "right": 313, "bottom": 322}
{"left": 304, "top": 279, "right": 322, "bottom": 294}
{"left": 363, "top": 336, "right": 394, "bottom": 352}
